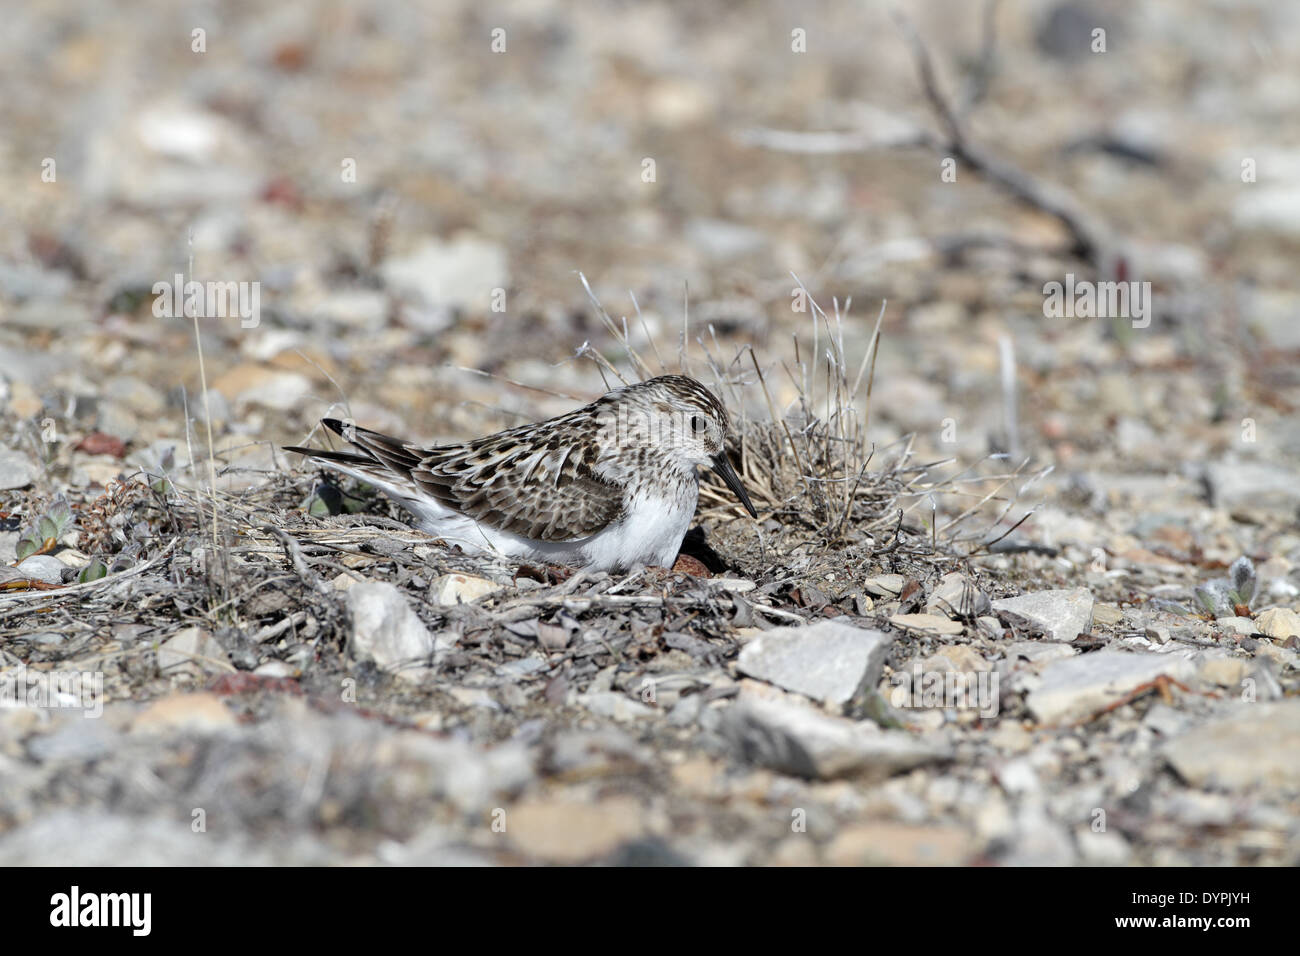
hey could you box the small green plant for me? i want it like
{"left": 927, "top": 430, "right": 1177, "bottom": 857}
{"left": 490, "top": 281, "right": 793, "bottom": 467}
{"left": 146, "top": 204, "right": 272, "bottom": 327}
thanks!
{"left": 78, "top": 558, "right": 108, "bottom": 583}
{"left": 1193, "top": 555, "right": 1257, "bottom": 618}
{"left": 301, "top": 479, "right": 372, "bottom": 518}
{"left": 15, "top": 499, "right": 75, "bottom": 561}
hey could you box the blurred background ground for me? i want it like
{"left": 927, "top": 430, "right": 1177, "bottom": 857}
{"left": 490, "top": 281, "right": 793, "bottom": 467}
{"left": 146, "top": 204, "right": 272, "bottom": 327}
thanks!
{"left": 2, "top": 0, "right": 1299, "bottom": 866}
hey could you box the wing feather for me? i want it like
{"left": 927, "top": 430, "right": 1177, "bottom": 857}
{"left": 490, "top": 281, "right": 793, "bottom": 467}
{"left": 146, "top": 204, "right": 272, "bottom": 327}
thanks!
{"left": 315, "top": 415, "right": 623, "bottom": 541}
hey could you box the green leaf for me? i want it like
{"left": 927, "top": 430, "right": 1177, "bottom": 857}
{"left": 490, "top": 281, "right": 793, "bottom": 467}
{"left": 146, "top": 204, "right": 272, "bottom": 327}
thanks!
{"left": 1228, "top": 556, "right": 1256, "bottom": 605}
{"left": 38, "top": 517, "right": 58, "bottom": 541}
{"left": 78, "top": 560, "right": 108, "bottom": 583}
{"left": 15, "top": 537, "right": 37, "bottom": 561}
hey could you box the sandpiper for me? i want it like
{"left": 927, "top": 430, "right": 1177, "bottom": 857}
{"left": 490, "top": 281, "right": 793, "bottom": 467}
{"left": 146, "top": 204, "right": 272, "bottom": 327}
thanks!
{"left": 285, "top": 375, "right": 757, "bottom": 572}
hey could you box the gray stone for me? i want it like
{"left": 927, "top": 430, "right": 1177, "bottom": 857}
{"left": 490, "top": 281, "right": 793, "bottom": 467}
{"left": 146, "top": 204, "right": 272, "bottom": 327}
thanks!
{"left": 684, "top": 218, "right": 766, "bottom": 260}
{"left": 992, "top": 588, "right": 1095, "bottom": 641}
{"left": 720, "top": 693, "right": 950, "bottom": 780}
{"left": 12, "top": 555, "right": 64, "bottom": 585}
{"left": 1144, "top": 626, "right": 1171, "bottom": 644}
{"left": 927, "top": 572, "right": 991, "bottom": 618}
{"left": 495, "top": 657, "right": 548, "bottom": 680}
{"left": 577, "top": 692, "right": 656, "bottom": 722}
{"left": 26, "top": 720, "right": 119, "bottom": 763}
{"left": 863, "top": 574, "right": 905, "bottom": 597}
{"left": 347, "top": 581, "right": 436, "bottom": 679}
{"left": 157, "top": 626, "right": 232, "bottom": 677}
{"left": 1204, "top": 461, "right": 1300, "bottom": 509}
{"left": 0, "top": 811, "right": 315, "bottom": 866}
{"left": 1215, "top": 616, "right": 1259, "bottom": 637}
{"left": 1026, "top": 650, "right": 1197, "bottom": 725}
{"left": 736, "top": 620, "right": 892, "bottom": 708}
{"left": 0, "top": 448, "right": 37, "bottom": 490}
{"left": 380, "top": 235, "right": 507, "bottom": 311}
{"left": 1164, "top": 700, "right": 1300, "bottom": 790}
{"left": 1002, "top": 641, "right": 1078, "bottom": 667}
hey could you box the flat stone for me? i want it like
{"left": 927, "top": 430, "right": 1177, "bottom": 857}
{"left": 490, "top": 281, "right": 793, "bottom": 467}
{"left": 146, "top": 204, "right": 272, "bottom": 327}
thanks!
{"left": 1197, "top": 655, "right": 1248, "bottom": 688}
{"left": 922, "top": 644, "right": 992, "bottom": 673}
{"left": 1002, "top": 641, "right": 1078, "bottom": 667}
{"left": 577, "top": 692, "right": 656, "bottom": 722}
{"left": 1164, "top": 700, "right": 1300, "bottom": 789}
{"left": 132, "top": 692, "right": 236, "bottom": 734}
{"left": 380, "top": 235, "right": 508, "bottom": 311}
{"left": 825, "top": 823, "right": 973, "bottom": 866}
{"left": 507, "top": 797, "right": 646, "bottom": 863}
{"left": 11, "top": 555, "right": 64, "bottom": 585}
{"left": 430, "top": 572, "right": 502, "bottom": 605}
{"left": 890, "top": 612, "right": 964, "bottom": 636}
{"left": 1144, "top": 626, "right": 1172, "bottom": 644}
{"left": 1255, "top": 607, "right": 1300, "bottom": 641}
{"left": 863, "top": 574, "right": 905, "bottom": 597}
{"left": 26, "top": 720, "right": 120, "bottom": 763}
{"left": 1092, "top": 604, "right": 1124, "bottom": 626}
{"left": 1204, "top": 461, "right": 1300, "bottom": 509}
{"left": 346, "top": 581, "right": 436, "bottom": 679}
{"left": 720, "top": 693, "right": 950, "bottom": 780}
{"left": 495, "top": 657, "right": 548, "bottom": 681}
{"left": 0, "top": 449, "right": 37, "bottom": 490}
{"left": 157, "top": 626, "right": 232, "bottom": 678}
{"left": 926, "top": 572, "right": 990, "bottom": 618}
{"left": 992, "top": 588, "right": 1095, "bottom": 641}
{"left": 735, "top": 620, "right": 892, "bottom": 708}
{"left": 212, "top": 364, "right": 312, "bottom": 411}
{"left": 1215, "top": 616, "right": 1259, "bottom": 636}
{"left": 1026, "top": 650, "right": 1197, "bottom": 725}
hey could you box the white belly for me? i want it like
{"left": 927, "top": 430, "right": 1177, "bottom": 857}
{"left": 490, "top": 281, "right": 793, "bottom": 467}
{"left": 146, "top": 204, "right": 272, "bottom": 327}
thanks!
{"left": 411, "top": 489, "right": 696, "bottom": 572}
{"left": 318, "top": 460, "right": 698, "bottom": 572}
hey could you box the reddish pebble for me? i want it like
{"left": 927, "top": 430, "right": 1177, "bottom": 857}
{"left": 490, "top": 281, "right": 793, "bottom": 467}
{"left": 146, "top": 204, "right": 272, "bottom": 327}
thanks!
{"left": 75, "top": 432, "right": 127, "bottom": 457}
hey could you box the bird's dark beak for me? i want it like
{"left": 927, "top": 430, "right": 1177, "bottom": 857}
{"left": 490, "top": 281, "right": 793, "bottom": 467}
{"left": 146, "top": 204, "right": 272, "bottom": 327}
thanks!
{"left": 711, "top": 453, "right": 758, "bottom": 518}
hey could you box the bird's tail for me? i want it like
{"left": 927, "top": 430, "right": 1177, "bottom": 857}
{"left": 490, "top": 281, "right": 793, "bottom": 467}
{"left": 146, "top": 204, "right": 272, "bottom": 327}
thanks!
{"left": 283, "top": 418, "right": 421, "bottom": 494}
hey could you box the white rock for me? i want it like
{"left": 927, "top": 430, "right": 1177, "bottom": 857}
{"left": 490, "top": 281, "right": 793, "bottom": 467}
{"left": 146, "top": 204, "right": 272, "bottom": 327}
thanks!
{"left": 0, "top": 449, "right": 37, "bottom": 490}
{"left": 347, "top": 581, "right": 436, "bottom": 678}
{"left": 1164, "top": 700, "right": 1300, "bottom": 789}
{"left": 11, "top": 555, "right": 64, "bottom": 585}
{"left": 890, "top": 612, "right": 964, "bottom": 636}
{"left": 1234, "top": 186, "right": 1300, "bottom": 238}
{"left": 236, "top": 371, "right": 312, "bottom": 412}
{"left": 1196, "top": 655, "right": 1247, "bottom": 687}
{"left": 684, "top": 218, "right": 766, "bottom": 260}
{"left": 1204, "top": 461, "right": 1300, "bottom": 509}
{"left": 863, "top": 574, "right": 905, "bottom": 597}
{"left": 720, "top": 692, "right": 950, "bottom": 780}
{"left": 430, "top": 573, "right": 502, "bottom": 606}
{"left": 157, "top": 626, "right": 232, "bottom": 678}
{"left": 736, "top": 620, "right": 892, "bottom": 708}
{"left": 1215, "top": 616, "right": 1259, "bottom": 637}
{"left": 380, "top": 235, "right": 507, "bottom": 311}
{"left": 1255, "top": 607, "right": 1300, "bottom": 641}
{"left": 1075, "top": 827, "right": 1133, "bottom": 866}
{"left": 1026, "top": 650, "right": 1197, "bottom": 725}
{"left": 577, "top": 692, "right": 656, "bottom": 722}
{"left": 992, "top": 588, "right": 1095, "bottom": 642}
{"left": 927, "top": 571, "right": 991, "bottom": 618}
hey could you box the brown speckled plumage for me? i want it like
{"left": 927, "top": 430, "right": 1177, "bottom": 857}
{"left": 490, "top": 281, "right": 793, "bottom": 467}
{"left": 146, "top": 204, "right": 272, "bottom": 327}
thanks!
{"left": 285, "top": 375, "right": 756, "bottom": 570}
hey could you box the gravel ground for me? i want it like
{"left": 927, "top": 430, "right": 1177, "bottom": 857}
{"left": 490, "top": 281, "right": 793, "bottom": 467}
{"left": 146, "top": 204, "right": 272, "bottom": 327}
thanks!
{"left": 2, "top": 0, "right": 1299, "bottom": 865}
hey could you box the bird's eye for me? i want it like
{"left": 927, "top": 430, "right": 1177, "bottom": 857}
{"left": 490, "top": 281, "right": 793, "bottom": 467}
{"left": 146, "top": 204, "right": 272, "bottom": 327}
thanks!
{"left": 691, "top": 415, "right": 707, "bottom": 433}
